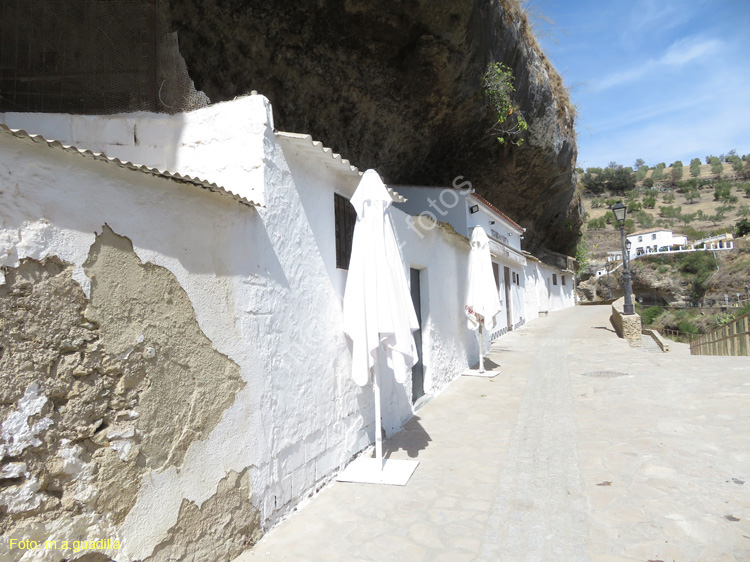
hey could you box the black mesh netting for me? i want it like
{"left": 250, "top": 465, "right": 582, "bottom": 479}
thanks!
{"left": 0, "top": 0, "right": 208, "bottom": 114}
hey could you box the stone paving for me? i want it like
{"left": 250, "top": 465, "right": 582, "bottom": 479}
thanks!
{"left": 233, "top": 306, "right": 750, "bottom": 562}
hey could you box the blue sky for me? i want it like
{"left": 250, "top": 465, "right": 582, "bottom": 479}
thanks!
{"left": 532, "top": 0, "right": 750, "bottom": 170}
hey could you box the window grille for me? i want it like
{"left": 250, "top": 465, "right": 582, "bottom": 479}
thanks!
{"left": 334, "top": 193, "right": 356, "bottom": 270}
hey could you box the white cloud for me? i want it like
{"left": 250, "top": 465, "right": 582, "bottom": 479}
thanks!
{"left": 660, "top": 36, "right": 722, "bottom": 66}
{"left": 593, "top": 36, "right": 724, "bottom": 91}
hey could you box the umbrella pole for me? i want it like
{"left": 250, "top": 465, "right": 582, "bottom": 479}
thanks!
{"left": 373, "top": 360, "right": 384, "bottom": 471}
{"left": 478, "top": 324, "right": 485, "bottom": 373}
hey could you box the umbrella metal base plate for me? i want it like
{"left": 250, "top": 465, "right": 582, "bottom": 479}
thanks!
{"left": 337, "top": 457, "right": 419, "bottom": 486}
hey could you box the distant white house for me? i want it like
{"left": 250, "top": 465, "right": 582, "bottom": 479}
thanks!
{"left": 628, "top": 228, "right": 688, "bottom": 258}
{"left": 596, "top": 228, "right": 734, "bottom": 278}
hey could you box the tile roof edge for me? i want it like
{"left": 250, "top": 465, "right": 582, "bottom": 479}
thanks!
{"left": 0, "top": 123, "right": 260, "bottom": 208}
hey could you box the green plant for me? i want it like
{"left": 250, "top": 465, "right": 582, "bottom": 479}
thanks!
{"left": 483, "top": 62, "right": 528, "bottom": 146}
{"left": 709, "top": 156, "right": 723, "bottom": 175}
{"left": 729, "top": 155, "right": 743, "bottom": 172}
{"left": 651, "top": 164, "right": 666, "bottom": 181}
{"left": 627, "top": 201, "right": 642, "bottom": 212}
{"left": 714, "top": 182, "right": 736, "bottom": 203}
{"left": 659, "top": 205, "right": 681, "bottom": 219}
{"left": 677, "top": 319, "right": 699, "bottom": 334}
{"left": 670, "top": 162, "right": 684, "bottom": 181}
{"left": 736, "top": 218, "right": 750, "bottom": 237}
{"left": 635, "top": 210, "right": 654, "bottom": 228}
{"left": 642, "top": 195, "right": 656, "bottom": 209}
{"left": 678, "top": 252, "right": 717, "bottom": 297}
{"left": 576, "top": 238, "right": 590, "bottom": 271}
{"left": 682, "top": 225, "right": 708, "bottom": 240}
{"left": 642, "top": 306, "right": 664, "bottom": 325}
{"left": 690, "top": 158, "right": 701, "bottom": 177}
{"left": 663, "top": 193, "right": 675, "bottom": 203}
{"left": 678, "top": 212, "right": 698, "bottom": 225}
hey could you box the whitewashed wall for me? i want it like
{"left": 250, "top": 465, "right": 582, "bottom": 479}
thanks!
{"left": 466, "top": 195, "right": 524, "bottom": 253}
{"left": 0, "top": 131, "right": 270, "bottom": 561}
{"left": 392, "top": 185, "right": 469, "bottom": 237}
{"left": 1, "top": 97, "right": 266, "bottom": 205}
{"left": 1, "top": 96, "right": 481, "bottom": 561}
{"left": 391, "top": 212, "right": 477, "bottom": 403}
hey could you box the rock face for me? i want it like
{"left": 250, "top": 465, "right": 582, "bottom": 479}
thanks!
{"left": 166, "top": 0, "right": 580, "bottom": 255}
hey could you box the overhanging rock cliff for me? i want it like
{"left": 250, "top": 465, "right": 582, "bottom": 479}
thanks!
{"left": 167, "top": 0, "right": 581, "bottom": 256}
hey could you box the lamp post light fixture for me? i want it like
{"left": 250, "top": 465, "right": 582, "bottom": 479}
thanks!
{"left": 625, "top": 239, "right": 632, "bottom": 270}
{"left": 611, "top": 202, "right": 635, "bottom": 315}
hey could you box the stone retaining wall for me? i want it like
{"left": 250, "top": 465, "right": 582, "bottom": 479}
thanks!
{"left": 611, "top": 297, "right": 642, "bottom": 347}
{"left": 643, "top": 328, "right": 669, "bottom": 352}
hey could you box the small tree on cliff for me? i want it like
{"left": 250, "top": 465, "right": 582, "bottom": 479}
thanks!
{"left": 483, "top": 62, "right": 528, "bottom": 146}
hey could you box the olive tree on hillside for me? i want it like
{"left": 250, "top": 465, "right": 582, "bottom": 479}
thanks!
{"left": 607, "top": 167, "right": 635, "bottom": 193}
{"left": 690, "top": 158, "right": 701, "bottom": 177}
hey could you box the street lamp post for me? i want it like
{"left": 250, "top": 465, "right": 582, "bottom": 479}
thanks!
{"left": 612, "top": 202, "right": 635, "bottom": 315}
{"left": 606, "top": 261, "right": 612, "bottom": 299}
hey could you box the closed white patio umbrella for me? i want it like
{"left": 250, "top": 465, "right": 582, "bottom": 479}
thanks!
{"left": 465, "top": 226, "right": 501, "bottom": 373}
{"left": 340, "top": 169, "right": 420, "bottom": 484}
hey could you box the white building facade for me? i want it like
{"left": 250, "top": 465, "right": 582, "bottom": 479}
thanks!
{"left": 394, "top": 186, "right": 575, "bottom": 341}
{"left": 628, "top": 228, "right": 688, "bottom": 258}
{"left": 0, "top": 96, "right": 481, "bottom": 562}
{"left": 0, "top": 95, "right": 575, "bottom": 562}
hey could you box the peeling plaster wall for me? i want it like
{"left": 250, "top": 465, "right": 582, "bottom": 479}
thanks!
{"left": 0, "top": 238, "right": 249, "bottom": 562}
{"left": 0, "top": 127, "right": 266, "bottom": 561}
{"left": 0, "top": 96, "right": 482, "bottom": 560}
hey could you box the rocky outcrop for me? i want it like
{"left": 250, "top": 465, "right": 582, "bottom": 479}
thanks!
{"left": 165, "top": 0, "right": 580, "bottom": 255}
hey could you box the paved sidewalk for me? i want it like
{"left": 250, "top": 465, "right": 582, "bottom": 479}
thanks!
{"left": 234, "top": 306, "right": 750, "bottom": 562}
